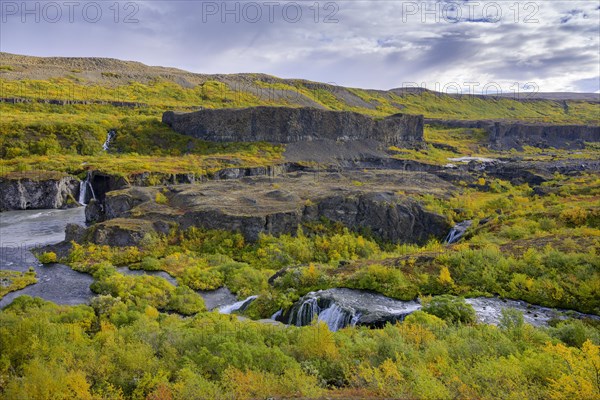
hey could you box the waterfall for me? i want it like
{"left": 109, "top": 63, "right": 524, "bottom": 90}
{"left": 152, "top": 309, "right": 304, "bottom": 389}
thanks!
{"left": 218, "top": 295, "right": 258, "bottom": 314}
{"left": 78, "top": 173, "right": 97, "bottom": 205}
{"left": 288, "top": 295, "right": 359, "bottom": 331}
{"left": 444, "top": 220, "right": 473, "bottom": 244}
{"left": 271, "top": 309, "right": 283, "bottom": 320}
{"left": 283, "top": 288, "right": 600, "bottom": 330}
{"left": 318, "top": 304, "right": 360, "bottom": 331}
{"left": 285, "top": 289, "right": 422, "bottom": 331}
{"left": 102, "top": 130, "right": 116, "bottom": 151}
{"left": 292, "top": 298, "right": 314, "bottom": 326}
{"left": 78, "top": 180, "right": 87, "bottom": 205}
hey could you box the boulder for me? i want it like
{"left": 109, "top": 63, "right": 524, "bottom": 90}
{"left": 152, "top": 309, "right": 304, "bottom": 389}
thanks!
{"left": 88, "top": 219, "right": 154, "bottom": 247}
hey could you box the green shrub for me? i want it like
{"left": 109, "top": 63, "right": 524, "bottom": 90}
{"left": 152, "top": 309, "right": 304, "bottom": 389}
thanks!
{"left": 549, "top": 319, "right": 600, "bottom": 347}
{"left": 38, "top": 252, "right": 57, "bottom": 264}
{"left": 422, "top": 295, "right": 476, "bottom": 324}
{"left": 155, "top": 191, "right": 168, "bottom": 204}
{"left": 140, "top": 256, "right": 161, "bottom": 271}
{"left": 180, "top": 267, "right": 224, "bottom": 291}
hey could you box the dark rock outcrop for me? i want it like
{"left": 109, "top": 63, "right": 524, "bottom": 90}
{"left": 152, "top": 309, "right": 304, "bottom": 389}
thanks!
{"left": 0, "top": 173, "right": 79, "bottom": 211}
{"left": 87, "top": 218, "right": 155, "bottom": 247}
{"left": 467, "top": 159, "right": 600, "bottom": 186}
{"left": 280, "top": 288, "right": 421, "bottom": 331}
{"left": 77, "top": 170, "right": 453, "bottom": 246}
{"left": 86, "top": 171, "right": 129, "bottom": 204}
{"left": 163, "top": 106, "right": 424, "bottom": 147}
{"left": 490, "top": 123, "right": 600, "bottom": 150}
{"left": 426, "top": 118, "right": 600, "bottom": 150}
{"left": 83, "top": 163, "right": 307, "bottom": 223}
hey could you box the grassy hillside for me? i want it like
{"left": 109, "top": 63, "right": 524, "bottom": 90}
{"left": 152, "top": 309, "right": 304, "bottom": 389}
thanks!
{"left": 1, "top": 54, "right": 600, "bottom": 400}
{"left": 0, "top": 52, "right": 598, "bottom": 175}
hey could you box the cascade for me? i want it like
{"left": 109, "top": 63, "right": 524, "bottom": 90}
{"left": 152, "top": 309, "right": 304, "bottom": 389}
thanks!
{"left": 78, "top": 172, "right": 97, "bottom": 205}
{"left": 444, "top": 220, "right": 473, "bottom": 244}
{"left": 102, "top": 130, "right": 116, "bottom": 151}
{"left": 218, "top": 295, "right": 258, "bottom": 314}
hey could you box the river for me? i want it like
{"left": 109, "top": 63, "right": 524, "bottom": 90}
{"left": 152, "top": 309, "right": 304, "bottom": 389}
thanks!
{"left": 0, "top": 207, "right": 93, "bottom": 308}
{"left": 2, "top": 209, "right": 597, "bottom": 330}
{"left": 0, "top": 207, "right": 242, "bottom": 311}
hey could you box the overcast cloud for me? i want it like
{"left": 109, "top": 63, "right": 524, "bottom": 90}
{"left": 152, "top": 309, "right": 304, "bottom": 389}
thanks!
{"left": 1, "top": 0, "right": 598, "bottom": 93}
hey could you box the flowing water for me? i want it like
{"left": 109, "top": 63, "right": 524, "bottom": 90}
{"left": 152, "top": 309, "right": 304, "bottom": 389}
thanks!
{"left": 198, "top": 287, "right": 239, "bottom": 311}
{"left": 78, "top": 173, "right": 97, "bottom": 205}
{"left": 444, "top": 220, "right": 473, "bottom": 244}
{"left": 283, "top": 288, "right": 600, "bottom": 332}
{"left": 102, "top": 130, "right": 116, "bottom": 151}
{"left": 0, "top": 207, "right": 93, "bottom": 308}
{"left": 0, "top": 208, "right": 177, "bottom": 308}
{"left": 0, "top": 208, "right": 86, "bottom": 248}
{"left": 0, "top": 207, "right": 255, "bottom": 310}
{"left": 218, "top": 295, "right": 258, "bottom": 314}
{"left": 284, "top": 289, "right": 421, "bottom": 331}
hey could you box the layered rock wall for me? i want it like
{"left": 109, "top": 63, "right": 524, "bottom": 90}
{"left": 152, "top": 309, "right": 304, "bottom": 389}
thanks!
{"left": 425, "top": 118, "right": 600, "bottom": 149}
{"left": 0, "top": 173, "right": 79, "bottom": 211}
{"left": 163, "top": 107, "right": 424, "bottom": 147}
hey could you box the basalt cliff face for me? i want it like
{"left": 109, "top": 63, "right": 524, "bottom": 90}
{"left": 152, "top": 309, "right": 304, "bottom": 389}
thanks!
{"left": 0, "top": 173, "right": 79, "bottom": 211}
{"left": 81, "top": 170, "right": 453, "bottom": 247}
{"left": 163, "top": 107, "right": 424, "bottom": 147}
{"left": 426, "top": 118, "right": 600, "bottom": 150}
{"left": 490, "top": 123, "right": 600, "bottom": 150}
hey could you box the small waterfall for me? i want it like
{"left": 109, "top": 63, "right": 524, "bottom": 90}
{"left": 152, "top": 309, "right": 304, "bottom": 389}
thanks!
{"left": 78, "top": 180, "right": 87, "bottom": 205}
{"left": 292, "top": 297, "right": 320, "bottom": 326}
{"left": 288, "top": 295, "right": 359, "bottom": 331}
{"left": 285, "top": 289, "right": 422, "bottom": 331}
{"left": 78, "top": 173, "right": 97, "bottom": 205}
{"left": 271, "top": 309, "right": 283, "bottom": 320}
{"left": 444, "top": 220, "right": 473, "bottom": 244}
{"left": 218, "top": 295, "right": 258, "bottom": 314}
{"left": 318, "top": 304, "right": 360, "bottom": 331}
{"left": 102, "top": 130, "right": 116, "bottom": 151}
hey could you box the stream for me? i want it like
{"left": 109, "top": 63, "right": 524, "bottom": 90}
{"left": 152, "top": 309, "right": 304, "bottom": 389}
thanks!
{"left": 2, "top": 209, "right": 598, "bottom": 331}
{"left": 0, "top": 208, "right": 239, "bottom": 310}
{"left": 276, "top": 288, "right": 600, "bottom": 331}
{"left": 0, "top": 207, "right": 93, "bottom": 308}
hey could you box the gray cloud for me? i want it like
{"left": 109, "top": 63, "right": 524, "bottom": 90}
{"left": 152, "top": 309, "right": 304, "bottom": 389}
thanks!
{"left": 0, "top": 0, "right": 598, "bottom": 92}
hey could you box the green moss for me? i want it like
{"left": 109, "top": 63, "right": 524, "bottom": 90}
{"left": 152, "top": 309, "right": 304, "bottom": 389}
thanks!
{"left": 0, "top": 269, "right": 37, "bottom": 298}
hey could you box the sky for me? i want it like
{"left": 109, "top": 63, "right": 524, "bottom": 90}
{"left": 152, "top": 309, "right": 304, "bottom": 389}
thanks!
{"left": 1, "top": 0, "right": 599, "bottom": 93}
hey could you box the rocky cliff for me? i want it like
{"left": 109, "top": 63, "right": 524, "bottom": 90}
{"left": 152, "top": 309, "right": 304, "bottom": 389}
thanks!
{"left": 490, "top": 123, "right": 600, "bottom": 150}
{"left": 0, "top": 172, "right": 79, "bottom": 211}
{"left": 163, "top": 107, "right": 424, "bottom": 147}
{"left": 82, "top": 170, "right": 452, "bottom": 246}
{"left": 426, "top": 118, "right": 600, "bottom": 150}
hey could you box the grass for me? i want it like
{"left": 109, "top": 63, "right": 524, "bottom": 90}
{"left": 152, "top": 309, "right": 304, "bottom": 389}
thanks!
{"left": 388, "top": 125, "right": 600, "bottom": 165}
{"left": 0, "top": 151, "right": 284, "bottom": 178}
{"left": 0, "top": 75, "right": 598, "bottom": 175}
{"left": 0, "top": 269, "right": 37, "bottom": 298}
{"left": 1, "top": 57, "right": 600, "bottom": 400}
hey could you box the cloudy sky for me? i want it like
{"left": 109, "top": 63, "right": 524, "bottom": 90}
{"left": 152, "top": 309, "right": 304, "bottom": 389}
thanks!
{"left": 1, "top": 1, "right": 599, "bottom": 93}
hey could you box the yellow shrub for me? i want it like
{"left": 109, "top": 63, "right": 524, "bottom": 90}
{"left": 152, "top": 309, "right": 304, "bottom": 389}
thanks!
{"left": 560, "top": 207, "right": 588, "bottom": 226}
{"left": 155, "top": 191, "right": 168, "bottom": 205}
{"left": 38, "top": 251, "right": 57, "bottom": 264}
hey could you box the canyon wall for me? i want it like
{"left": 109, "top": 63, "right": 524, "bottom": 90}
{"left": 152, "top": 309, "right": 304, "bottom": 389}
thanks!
{"left": 0, "top": 173, "right": 79, "bottom": 211}
{"left": 163, "top": 106, "right": 424, "bottom": 147}
{"left": 425, "top": 118, "right": 600, "bottom": 149}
